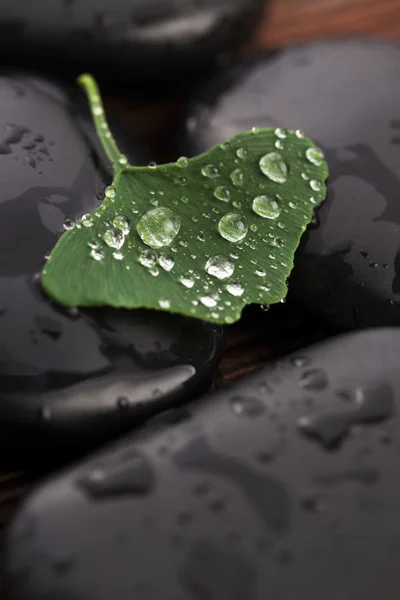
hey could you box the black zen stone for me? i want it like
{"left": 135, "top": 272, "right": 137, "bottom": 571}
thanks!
{"left": 0, "top": 75, "right": 225, "bottom": 459}
{"left": 4, "top": 327, "right": 400, "bottom": 600}
{"left": 182, "top": 39, "right": 400, "bottom": 329}
{"left": 0, "top": 0, "right": 267, "bottom": 90}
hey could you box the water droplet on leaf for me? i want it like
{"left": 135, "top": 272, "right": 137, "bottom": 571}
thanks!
{"left": 205, "top": 255, "right": 235, "bottom": 280}
{"left": 63, "top": 218, "right": 75, "bottom": 230}
{"left": 104, "top": 228, "right": 125, "bottom": 249}
{"left": 226, "top": 281, "right": 244, "bottom": 296}
{"left": 113, "top": 215, "right": 130, "bottom": 234}
{"left": 259, "top": 152, "right": 288, "bottom": 183}
{"left": 105, "top": 186, "right": 116, "bottom": 199}
{"left": 159, "top": 254, "right": 174, "bottom": 271}
{"left": 201, "top": 164, "right": 220, "bottom": 178}
{"left": 137, "top": 207, "right": 180, "bottom": 249}
{"left": 218, "top": 212, "right": 248, "bottom": 242}
{"left": 252, "top": 195, "right": 281, "bottom": 219}
{"left": 230, "top": 168, "right": 244, "bottom": 187}
{"left": 306, "top": 147, "right": 324, "bottom": 166}
{"left": 177, "top": 156, "right": 189, "bottom": 168}
{"left": 213, "top": 186, "right": 231, "bottom": 202}
{"left": 200, "top": 295, "right": 217, "bottom": 308}
{"left": 139, "top": 249, "right": 157, "bottom": 268}
{"left": 310, "top": 179, "right": 322, "bottom": 192}
{"left": 81, "top": 214, "right": 94, "bottom": 227}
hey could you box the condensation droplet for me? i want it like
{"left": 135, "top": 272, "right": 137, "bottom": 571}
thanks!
{"left": 310, "top": 179, "right": 322, "bottom": 192}
{"left": 139, "top": 249, "right": 157, "bottom": 268}
{"left": 230, "top": 168, "right": 244, "bottom": 187}
{"left": 214, "top": 186, "right": 231, "bottom": 202}
{"left": 252, "top": 195, "right": 281, "bottom": 219}
{"left": 201, "top": 164, "right": 220, "bottom": 178}
{"left": 159, "top": 254, "right": 174, "bottom": 271}
{"left": 113, "top": 215, "right": 130, "bottom": 234}
{"left": 137, "top": 207, "right": 180, "bottom": 248}
{"left": 104, "top": 228, "right": 125, "bottom": 249}
{"left": 226, "top": 281, "right": 244, "bottom": 296}
{"left": 259, "top": 152, "right": 288, "bottom": 183}
{"left": 306, "top": 147, "right": 324, "bottom": 166}
{"left": 205, "top": 255, "right": 235, "bottom": 280}
{"left": 218, "top": 213, "right": 248, "bottom": 243}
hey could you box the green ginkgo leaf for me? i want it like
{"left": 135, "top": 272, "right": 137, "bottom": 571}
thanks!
{"left": 41, "top": 74, "right": 328, "bottom": 324}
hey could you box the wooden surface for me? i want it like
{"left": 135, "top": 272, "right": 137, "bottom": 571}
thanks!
{"left": 2, "top": 0, "right": 400, "bottom": 551}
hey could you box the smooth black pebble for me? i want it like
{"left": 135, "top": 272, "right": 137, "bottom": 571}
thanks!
{"left": 0, "top": 74, "right": 225, "bottom": 459}
{"left": 182, "top": 38, "right": 400, "bottom": 329}
{"left": 4, "top": 327, "right": 400, "bottom": 599}
{"left": 0, "top": 0, "right": 267, "bottom": 89}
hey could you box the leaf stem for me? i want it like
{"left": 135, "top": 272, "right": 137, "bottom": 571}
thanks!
{"left": 77, "top": 73, "right": 127, "bottom": 172}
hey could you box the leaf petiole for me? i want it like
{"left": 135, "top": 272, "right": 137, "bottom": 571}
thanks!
{"left": 77, "top": 73, "right": 128, "bottom": 173}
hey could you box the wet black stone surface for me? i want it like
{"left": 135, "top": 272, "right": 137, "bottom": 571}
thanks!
{"left": 4, "top": 327, "right": 400, "bottom": 600}
{"left": 182, "top": 39, "right": 400, "bottom": 329}
{"left": 0, "top": 0, "right": 267, "bottom": 90}
{"left": 0, "top": 74, "right": 225, "bottom": 459}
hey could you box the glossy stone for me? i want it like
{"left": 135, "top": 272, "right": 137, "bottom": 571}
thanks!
{"left": 4, "top": 327, "right": 400, "bottom": 600}
{"left": 0, "top": 0, "right": 266, "bottom": 89}
{"left": 182, "top": 39, "right": 400, "bottom": 329}
{"left": 0, "top": 75, "right": 225, "bottom": 458}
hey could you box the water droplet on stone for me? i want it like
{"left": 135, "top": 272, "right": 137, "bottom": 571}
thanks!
{"left": 104, "top": 228, "right": 125, "bottom": 249}
{"left": 137, "top": 207, "right": 180, "bottom": 248}
{"left": 201, "top": 164, "right": 220, "bottom": 178}
{"left": 177, "top": 156, "right": 189, "bottom": 168}
{"left": 252, "top": 195, "right": 281, "bottom": 219}
{"left": 230, "top": 396, "right": 265, "bottom": 417}
{"left": 105, "top": 186, "right": 116, "bottom": 199}
{"left": 226, "top": 281, "right": 244, "bottom": 296}
{"left": 236, "top": 147, "right": 247, "bottom": 158}
{"left": 159, "top": 299, "right": 171, "bottom": 309}
{"left": 310, "top": 179, "right": 322, "bottom": 192}
{"left": 205, "top": 255, "right": 235, "bottom": 280}
{"left": 81, "top": 213, "right": 94, "bottom": 227}
{"left": 259, "top": 152, "right": 288, "bottom": 183}
{"left": 218, "top": 212, "right": 248, "bottom": 242}
{"left": 63, "top": 218, "right": 75, "bottom": 230}
{"left": 213, "top": 186, "right": 231, "bottom": 202}
{"left": 139, "top": 249, "right": 157, "bottom": 268}
{"left": 306, "top": 147, "right": 324, "bottom": 166}
{"left": 230, "top": 168, "right": 244, "bottom": 187}
{"left": 113, "top": 215, "right": 130, "bottom": 234}
{"left": 200, "top": 295, "right": 217, "bottom": 308}
{"left": 299, "top": 368, "right": 329, "bottom": 390}
{"left": 159, "top": 254, "right": 174, "bottom": 271}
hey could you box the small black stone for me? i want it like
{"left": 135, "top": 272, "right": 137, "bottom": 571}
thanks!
{"left": 182, "top": 39, "right": 400, "bottom": 329}
{"left": 0, "top": 74, "right": 225, "bottom": 459}
{"left": 4, "top": 328, "right": 400, "bottom": 599}
{"left": 0, "top": 0, "right": 267, "bottom": 89}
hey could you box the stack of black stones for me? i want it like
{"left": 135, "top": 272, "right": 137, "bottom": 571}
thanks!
{"left": 0, "top": 1, "right": 399, "bottom": 599}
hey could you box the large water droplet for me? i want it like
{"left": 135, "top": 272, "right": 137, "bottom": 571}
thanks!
{"left": 139, "top": 249, "right": 157, "bottom": 268}
{"left": 214, "top": 186, "right": 231, "bottom": 202}
{"left": 104, "top": 228, "right": 125, "bottom": 249}
{"left": 201, "top": 164, "right": 220, "bottom": 178}
{"left": 306, "top": 147, "right": 324, "bottom": 166}
{"left": 159, "top": 254, "right": 174, "bottom": 271}
{"left": 230, "top": 168, "right": 244, "bottom": 187}
{"left": 226, "top": 281, "right": 244, "bottom": 296}
{"left": 137, "top": 207, "right": 180, "bottom": 248}
{"left": 205, "top": 255, "right": 235, "bottom": 280}
{"left": 259, "top": 152, "right": 288, "bottom": 183}
{"left": 230, "top": 396, "right": 265, "bottom": 417}
{"left": 113, "top": 215, "right": 130, "bottom": 234}
{"left": 252, "top": 195, "right": 281, "bottom": 219}
{"left": 218, "top": 213, "right": 248, "bottom": 242}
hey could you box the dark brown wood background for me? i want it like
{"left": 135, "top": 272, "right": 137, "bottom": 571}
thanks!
{"left": 2, "top": 0, "right": 400, "bottom": 550}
